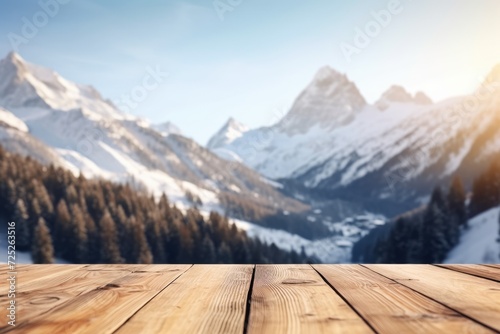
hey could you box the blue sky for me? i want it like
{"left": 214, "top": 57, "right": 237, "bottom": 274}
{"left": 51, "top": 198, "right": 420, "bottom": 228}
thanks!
{"left": 1, "top": 0, "right": 500, "bottom": 144}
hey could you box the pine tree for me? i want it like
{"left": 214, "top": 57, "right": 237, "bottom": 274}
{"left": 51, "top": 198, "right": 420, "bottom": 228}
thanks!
{"left": 447, "top": 176, "right": 466, "bottom": 247}
{"left": 98, "top": 210, "right": 123, "bottom": 263}
{"left": 28, "top": 197, "right": 42, "bottom": 228}
{"left": 217, "top": 242, "right": 232, "bottom": 264}
{"left": 386, "top": 217, "right": 409, "bottom": 263}
{"left": 32, "top": 180, "right": 54, "bottom": 220}
{"left": 422, "top": 203, "right": 449, "bottom": 263}
{"left": 54, "top": 199, "right": 71, "bottom": 254}
{"left": 129, "top": 216, "right": 153, "bottom": 264}
{"left": 14, "top": 199, "right": 30, "bottom": 251}
{"left": 84, "top": 215, "right": 99, "bottom": 263}
{"left": 31, "top": 218, "right": 54, "bottom": 264}
{"left": 165, "top": 221, "right": 181, "bottom": 263}
{"left": 200, "top": 235, "right": 216, "bottom": 263}
{"left": 67, "top": 204, "right": 88, "bottom": 263}
{"left": 406, "top": 216, "right": 423, "bottom": 263}
{"left": 448, "top": 176, "right": 467, "bottom": 227}
{"left": 145, "top": 212, "right": 166, "bottom": 263}
{"left": 1, "top": 179, "right": 17, "bottom": 218}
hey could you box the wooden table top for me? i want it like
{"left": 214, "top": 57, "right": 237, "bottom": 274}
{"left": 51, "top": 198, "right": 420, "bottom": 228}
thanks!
{"left": 1, "top": 264, "right": 499, "bottom": 333}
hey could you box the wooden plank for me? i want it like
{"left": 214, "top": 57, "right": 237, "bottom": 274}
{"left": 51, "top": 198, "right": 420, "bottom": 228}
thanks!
{"left": 0, "top": 265, "right": 81, "bottom": 281}
{"left": 483, "top": 264, "right": 500, "bottom": 270}
{"left": 247, "top": 265, "right": 373, "bottom": 334}
{"left": 127, "top": 265, "right": 188, "bottom": 273}
{"left": 0, "top": 265, "right": 137, "bottom": 330}
{"left": 365, "top": 265, "right": 500, "bottom": 332}
{"left": 116, "top": 265, "right": 253, "bottom": 334}
{"left": 313, "top": 265, "right": 493, "bottom": 334}
{"left": 1, "top": 265, "right": 88, "bottom": 328}
{"left": 7, "top": 265, "right": 83, "bottom": 273}
{"left": 14, "top": 265, "right": 86, "bottom": 287}
{"left": 4, "top": 265, "right": 191, "bottom": 334}
{"left": 81, "top": 264, "right": 148, "bottom": 272}
{"left": 436, "top": 264, "right": 500, "bottom": 282}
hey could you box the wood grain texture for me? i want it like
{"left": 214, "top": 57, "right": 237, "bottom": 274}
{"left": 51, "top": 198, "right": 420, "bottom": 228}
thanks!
{"left": 247, "top": 265, "right": 373, "bottom": 334}
{"left": 11, "top": 265, "right": 86, "bottom": 289}
{"left": 313, "top": 264, "right": 493, "bottom": 334}
{"left": 436, "top": 264, "right": 500, "bottom": 282}
{"left": 1, "top": 265, "right": 90, "bottom": 328}
{"left": 116, "top": 265, "right": 253, "bottom": 334}
{"left": 2, "top": 264, "right": 499, "bottom": 334}
{"left": 3, "top": 265, "right": 190, "bottom": 334}
{"left": 364, "top": 264, "right": 500, "bottom": 332}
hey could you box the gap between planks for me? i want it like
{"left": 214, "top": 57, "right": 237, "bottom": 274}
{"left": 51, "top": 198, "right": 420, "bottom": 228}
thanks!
{"left": 362, "top": 264, "right": 500, "bottom": 333}
{"left": 434, "top": 264, "right": 500, "bottom": 283}
{"left": 313, "top": 264, "right": 494, "bottom": 334}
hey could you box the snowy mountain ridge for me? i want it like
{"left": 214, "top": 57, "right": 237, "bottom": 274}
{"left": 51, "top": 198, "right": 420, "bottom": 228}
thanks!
{"left": 207, "top": 117, "right": 249, "bottom": 150}
{"left": 208, "top": 64, "right": 500, "bottom": 214}
{"left": 0, "top": 52, "right": 305, "bottom": 219}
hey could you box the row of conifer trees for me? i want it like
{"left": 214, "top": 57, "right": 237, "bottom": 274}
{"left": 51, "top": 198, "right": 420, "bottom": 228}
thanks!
{"left": 0, "top": 145, "right": 308, "bottom": 264}
{"left": 372, "top": 156, "right": 500, "bottom": 263}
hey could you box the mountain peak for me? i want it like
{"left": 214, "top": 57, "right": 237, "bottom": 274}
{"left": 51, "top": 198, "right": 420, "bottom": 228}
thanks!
{"left": 380, "top": 85, "right": 413, "bottom": 103}
{"left": 414, "top": 91, "right": 433, "bottom": 105}
{"left": 224, "top": 117, "right": 245, "bottom": 129}
{"left": 207, "top": 117, "right": 248, "bottom": 150}
{"left": 6, "top": 51, "right": 23, "bottom": 62}
{"left": 0, "top": 51, "right": 26, "bottom": 73}
{"left": 278, "top": 67, "right": 366, "bottom": 134}
{"left": 376, "top": 86, "right": 433, "bottom": 110}
{"left": 314, "top": 66, "right": 344, "bottom": 81}
{"left": 152, "top": 121, "right": 182, "bottom": 136}
{"left": 0, "top": 52, "right": 123, "bottom": 119}
{"left": 1, "top": 52, "right": 29, "bottom": 76}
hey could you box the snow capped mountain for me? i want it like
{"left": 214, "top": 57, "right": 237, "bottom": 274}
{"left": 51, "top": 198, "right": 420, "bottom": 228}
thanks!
{"left": 0, "top": 52, "right": 305, "bottom": 218}
{"left": 379, "top": 85, "right": 414, "bottom": 104}
{"left": 207, "top": 117, "right": 249, "bottom": 150}
{"left": 209, "top": 64, "right": 500, "bottom": 215}
{"left": 0, "top": 52, "right": 122, "bottom": 120}
{"left": 278, "top": 66, "right": 366, "bottom": 135}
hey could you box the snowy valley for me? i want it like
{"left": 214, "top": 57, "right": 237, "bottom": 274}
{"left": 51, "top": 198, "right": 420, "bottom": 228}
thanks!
{"left": 1, "top": 51, "right": 499, "bottom": 264}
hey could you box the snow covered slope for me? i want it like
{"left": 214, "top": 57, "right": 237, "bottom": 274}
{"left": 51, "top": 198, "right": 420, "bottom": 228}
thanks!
{"left": 210, "top": 65, "right": 500, "bottom": 214}
{"left": 234, "top": 212, "right": 386, "bottom": 263}
{"left": 445, "top": 207, "right": 500, "bottom": 264}
{"left": 0, "top": 107, "right": 28, "bottom": 132}
{"left": 0, "top": 52, "right": 305, "bottom": 217}
{"left": 0, "top": 106, "right": 68, "bottom": 166}
{"left": 207, "top": 118, "right": 250, "bottom": 162}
